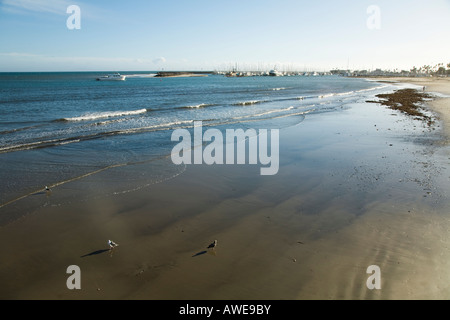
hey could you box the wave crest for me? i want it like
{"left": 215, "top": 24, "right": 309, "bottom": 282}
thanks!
{"left": 60, "top": 108, "right": 149, "bottom": 122}
{"left": 233, "top": 100, "right": 266, "bottom": 106}
{"left": 179, "top": 103, "right": 216, "bottom": 109}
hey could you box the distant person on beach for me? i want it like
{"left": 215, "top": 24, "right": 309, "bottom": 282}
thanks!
{"left": 423, "top": 86, "right": 426, "bottom": 91}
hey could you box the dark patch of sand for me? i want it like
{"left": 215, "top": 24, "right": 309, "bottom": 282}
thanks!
{"left": 367, "top": 88, "right": 434, "bottom": 125}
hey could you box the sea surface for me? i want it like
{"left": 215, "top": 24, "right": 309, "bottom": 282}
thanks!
{"left": 0, "top": 72, "right": 393, "bottom": 219}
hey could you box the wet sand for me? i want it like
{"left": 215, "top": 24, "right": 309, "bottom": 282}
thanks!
{"left": 1, "top": 79, "right": 450, "bottom": 300}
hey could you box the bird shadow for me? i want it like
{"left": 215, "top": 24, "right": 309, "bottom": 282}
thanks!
{"left": 192, "top": 250, "right": 207, "bottom": 257}
{"left": 192, "top": 249, "right": 217, "bottom": 257}
{"left": 32, "top": 191, "right": 47, "bottom": 196}
{"left": 80, "top": 249, "right": 110, "bottom": 258}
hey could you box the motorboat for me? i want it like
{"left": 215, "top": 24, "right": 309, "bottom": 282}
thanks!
{"left": 269, "top": 69, "right": 283, "bottom": 77}
{"left": 96, "top": 73, "right": 126, "bottom": 81}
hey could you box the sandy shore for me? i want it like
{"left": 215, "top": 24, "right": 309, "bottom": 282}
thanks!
{"left": 1, "top": 79, "right": 450, "bottom": 300}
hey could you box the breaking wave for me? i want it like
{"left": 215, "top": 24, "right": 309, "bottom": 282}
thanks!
{"left": 58, "top": 108, "right": 149, "bottom": 122}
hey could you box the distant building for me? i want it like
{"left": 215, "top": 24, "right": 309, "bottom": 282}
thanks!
{"left": 371, "top": 69, "right": 384, "bottom": 76}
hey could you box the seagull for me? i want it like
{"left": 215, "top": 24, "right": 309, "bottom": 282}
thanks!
{"left": 207, "top": 240, "right": 217, "bottom": 249}
{"left": 108, "top": 240, "right": 118, "bottom": 249}
{"left": 45, "top": 186, "right": 51, "bottom": 192}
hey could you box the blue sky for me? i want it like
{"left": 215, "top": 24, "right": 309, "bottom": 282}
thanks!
{"left": 0, "top": 0, "right": 449, "bottom": 71}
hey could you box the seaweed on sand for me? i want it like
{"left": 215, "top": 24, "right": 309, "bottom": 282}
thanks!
{"left": 367, "top": 88, "right": 434, "bottom": 126}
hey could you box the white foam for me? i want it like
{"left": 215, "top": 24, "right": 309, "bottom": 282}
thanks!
{"left": 355, "top": 85, "right": 389, "bottom": 93}
{"left": 335, "top": 91, "right": 354, "bottom": 96}
{"left": 184, "top": 103, "right": 210, "bottom": 109}
{"left": 431, "top": 92, "right": 450, "bottom": 98}
{"left": 234, "top": 100, "right": 265, "bottom": 106}
{"left": 232, "top": 106, "right": 295, "bottom": 120}
{"left": 117, "top": 120, "right": 195, "bottom": 134}
{"left": 125, "top": 74, "right": 157, "bottom": 78}
{"left": 64, "top": 108, "right": 148, "bottom": 122}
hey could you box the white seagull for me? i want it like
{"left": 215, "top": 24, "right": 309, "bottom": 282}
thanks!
{"left": 108, "top": 240, "right": 119, "bottom": 249}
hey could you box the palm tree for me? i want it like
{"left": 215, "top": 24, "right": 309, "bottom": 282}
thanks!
{"left": 423, "top": 65, "right": 431, "bottom": 74}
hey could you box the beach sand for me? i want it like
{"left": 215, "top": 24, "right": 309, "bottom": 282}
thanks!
{"left": 1, "top": 78, "right": 450, "bottom": 300}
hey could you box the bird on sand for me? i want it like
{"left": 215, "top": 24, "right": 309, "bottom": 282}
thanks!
{"left": 108, "top": 240, "right": 118, "bottom": 249}
{"left": 207, "top": 240, "right": 217, "bottom": 249}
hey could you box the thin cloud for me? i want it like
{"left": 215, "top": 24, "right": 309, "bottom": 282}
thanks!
{"left": 0, "top": 52, "right": 41, "bottom": 57}
{"left": 152, "top": 57, "right": 167, "bottom": 65}
{"left": 0, "top": 52, "right": 161, "bottom": 71}
{"left": 1, "top": 0, "right": 104, "bottom": 21}
{"left": 1, "top": 0, "right": 75, "bottom": 15}
{"left": 0, "top": 52, "right": 135, "bottom": 63}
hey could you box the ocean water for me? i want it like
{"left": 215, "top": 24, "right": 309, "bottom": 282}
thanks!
{"left": 0, "top": 72, "right": 391, "bottom": 215}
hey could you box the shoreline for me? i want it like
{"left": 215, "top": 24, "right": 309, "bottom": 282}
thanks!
{"left": 1, "top": 79, "right": 450, "bottom": 299}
